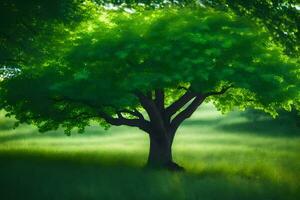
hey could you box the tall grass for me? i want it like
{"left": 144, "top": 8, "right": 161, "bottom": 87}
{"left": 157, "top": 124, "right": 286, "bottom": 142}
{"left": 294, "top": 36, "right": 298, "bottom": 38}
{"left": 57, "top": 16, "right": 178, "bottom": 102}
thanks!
{"left": 0, "top": 104, "right": 299, "bottom": 200}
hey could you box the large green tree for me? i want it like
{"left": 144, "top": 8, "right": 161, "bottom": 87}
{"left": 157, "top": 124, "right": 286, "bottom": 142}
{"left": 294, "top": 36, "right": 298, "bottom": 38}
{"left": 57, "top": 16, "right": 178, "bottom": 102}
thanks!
{"left": 0, "top": 7, "right": 299, "bottom": 170}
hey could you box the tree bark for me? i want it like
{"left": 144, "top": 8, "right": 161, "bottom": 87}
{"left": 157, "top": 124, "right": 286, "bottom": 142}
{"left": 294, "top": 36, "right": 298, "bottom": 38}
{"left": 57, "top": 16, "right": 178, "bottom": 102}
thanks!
{"left": 134, "top": 86, "right": 232, "bottom": 170}
{"left": 147, "top": 130, "right": 184, "bottom": 171}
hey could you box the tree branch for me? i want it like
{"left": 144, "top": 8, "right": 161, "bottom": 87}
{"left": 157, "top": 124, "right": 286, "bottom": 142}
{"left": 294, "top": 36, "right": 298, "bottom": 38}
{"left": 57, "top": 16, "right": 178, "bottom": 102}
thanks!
{"left": 101, "top": 111, "right": 149, "bottom": 129}
{"left": 205, "top": 84, "right": 233, "bottom": 96}
{"left": 135, "top": 91, "right": 166, "bottom": 132}
{"left": 165, "top": 90, "right": 196, "bottom": 118}
{"left": 168, "top": 84, "right": 233, "bottom": 133}
{"left": 118, "top": 108, "right": 145, "bottom": 120}
{"left": 177, "top": 86, "right": 189, "bottom": 91}
{"left": 51, "top": 96, "right": 150, "bottom": 132}
{"left": 170, "top": 95, "right": 206, "bottom": 133}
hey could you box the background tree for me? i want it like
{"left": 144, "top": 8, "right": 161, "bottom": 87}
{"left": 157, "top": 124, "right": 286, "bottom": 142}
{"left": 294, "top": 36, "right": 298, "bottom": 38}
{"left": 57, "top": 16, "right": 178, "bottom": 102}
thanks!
{"left": 0, "top": 0, "right": 95, "bottom": 67}
{"left": 0, "top": 8, "right": 299, "bottom": 170}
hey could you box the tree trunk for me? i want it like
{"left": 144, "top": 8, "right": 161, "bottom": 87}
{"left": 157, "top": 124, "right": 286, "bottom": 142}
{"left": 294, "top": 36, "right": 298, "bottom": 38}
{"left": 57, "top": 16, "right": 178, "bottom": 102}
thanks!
{"left": 102, "top": 87, "right": 228, "bottom": 171}
{"left": 147, "top": 131, "right": 184, "bottom": 171}
{"left": 134, "top": 89, "right": 208, "bottom": 171}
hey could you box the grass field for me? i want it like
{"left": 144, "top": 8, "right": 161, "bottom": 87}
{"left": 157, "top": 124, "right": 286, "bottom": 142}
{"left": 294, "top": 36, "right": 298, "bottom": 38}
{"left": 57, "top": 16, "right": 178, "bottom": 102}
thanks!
{"left": 0, "top": 104, "right": 299, "bottom": 200}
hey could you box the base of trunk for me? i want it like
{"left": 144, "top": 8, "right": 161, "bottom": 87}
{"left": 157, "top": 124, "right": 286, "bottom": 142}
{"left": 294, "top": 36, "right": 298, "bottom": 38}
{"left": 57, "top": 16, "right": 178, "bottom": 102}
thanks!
{"left": 147, "top": 132, "right": 184, "bottom": 171}
{"left": 165, "top": 161, "right": 185, "bottom": 171}
{"left": 146, "top": 161, "right": 184, "bottom": 171}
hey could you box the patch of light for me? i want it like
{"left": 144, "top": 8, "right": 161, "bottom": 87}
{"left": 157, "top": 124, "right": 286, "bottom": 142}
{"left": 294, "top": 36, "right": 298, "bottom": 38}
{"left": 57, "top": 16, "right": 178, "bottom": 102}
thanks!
{"left": 137, "top": 3, "right": 145, "bottom": 7}
{"left": 87, "top": 23, "right": 94, "bottom": 32}
{"left": 102, "top": 3, "right": 136, "bottom": 14}
{"left": 103, "top": 3, "right": 119, "bottom": 11}
{"left": 0, "top": 66, "right": 21, "bottom": 80}
{"left": 197, "top": 2, "right": 206, "bottom": 7}
{"left": 150, "top": 3, "right": 160, "bottom": 9}
{"left": 98, "top": 12, "right": 113, "bottom": 26}
{"left": 123, "top": 7, "right": 136, "bottom": 14}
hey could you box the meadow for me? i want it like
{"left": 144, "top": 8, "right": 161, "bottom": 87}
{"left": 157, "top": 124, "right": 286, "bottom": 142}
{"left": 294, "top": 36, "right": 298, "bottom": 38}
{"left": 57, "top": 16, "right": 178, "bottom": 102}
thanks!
{"left": 0, "top": 104, "right": 299, "bottom": 200}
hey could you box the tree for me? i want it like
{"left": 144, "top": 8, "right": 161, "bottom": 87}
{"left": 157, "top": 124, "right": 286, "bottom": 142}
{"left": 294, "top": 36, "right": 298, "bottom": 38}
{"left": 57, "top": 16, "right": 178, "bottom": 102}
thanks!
{"left": 200, "top": 0, "right": 299, "bottom": 57}
{"left": 0, "top": 0, "right": 94, "bottom": 67}
{"left": 0, "top": 7, "right": 299, "bottom": 170}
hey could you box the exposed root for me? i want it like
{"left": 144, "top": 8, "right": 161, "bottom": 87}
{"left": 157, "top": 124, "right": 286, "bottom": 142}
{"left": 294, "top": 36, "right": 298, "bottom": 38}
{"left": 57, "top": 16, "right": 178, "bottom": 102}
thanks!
{"left": 145, "top": 161, "right": 185, "bottom": 172}
{"left": 165, "top": 161, "right": 185, "bottom": 171}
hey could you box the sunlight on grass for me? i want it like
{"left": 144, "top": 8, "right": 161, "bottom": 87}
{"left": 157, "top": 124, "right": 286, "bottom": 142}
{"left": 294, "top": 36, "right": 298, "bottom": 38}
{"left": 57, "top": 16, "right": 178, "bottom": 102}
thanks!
{"left": 0, "top": 104, "right": 299, "bottom": 200}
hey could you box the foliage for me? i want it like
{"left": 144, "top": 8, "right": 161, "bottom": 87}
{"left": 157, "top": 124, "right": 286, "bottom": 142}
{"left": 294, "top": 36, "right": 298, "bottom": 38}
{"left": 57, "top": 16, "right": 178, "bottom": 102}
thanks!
{"left": 0, "top": 0, "right": 97, "bottom": 67}
{"left": 199, "top": 0, "right": 300, "bottom": 124}
{"left": 200, "top": 0, "right": 300, "bottom": 57}
{"left": 95, "top": 0, "right": 300, "bottom": 56}
{"left": 0, "top": 7, "right": 298, "bottom": 134}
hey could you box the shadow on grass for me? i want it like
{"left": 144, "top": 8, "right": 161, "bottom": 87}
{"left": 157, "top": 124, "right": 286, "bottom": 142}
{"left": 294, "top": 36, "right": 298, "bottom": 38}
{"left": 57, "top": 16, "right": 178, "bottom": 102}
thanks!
{"left": 183, "top": 116, "right": 300, "bottom": 137}
{"left": 0, "top": 118, "right": 15, "bottom": 131}
{"left": 216, "top": 119, "right": 300, "bottom": 137}
{"left": 182, "top": 118, "right": 223, "bottom": 127}
{"left": 0, "top": 131, "right": 42, "bottom": 143}
{"left": 0, "top": 125, "right": 124, "bottom": 144}
{"left": 0, "top": 153, "right": 298, "bottom": 200}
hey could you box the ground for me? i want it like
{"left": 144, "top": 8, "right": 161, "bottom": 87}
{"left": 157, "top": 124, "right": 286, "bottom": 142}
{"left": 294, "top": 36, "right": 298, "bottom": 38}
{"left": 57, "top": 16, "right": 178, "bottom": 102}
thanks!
{"left": 0, "top": 104, "right": 299, "bottom": 200}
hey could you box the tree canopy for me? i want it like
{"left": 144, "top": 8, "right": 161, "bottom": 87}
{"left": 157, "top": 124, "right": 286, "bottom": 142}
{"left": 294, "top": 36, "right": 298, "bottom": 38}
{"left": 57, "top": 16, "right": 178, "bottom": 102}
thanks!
{"left": 199, "top": 0, "right": 300, "bottom": 56}
{"left": 0, "top": 0, "right": 95, "bottom": 67}
{"left": 0, "top": 7, "right": 299, "bottom": 135}
{"left": 1, "top": 0, "right": 299, "bottom": 68}
{"left": 96, "top": 0, "right": 300, "bottom": 56}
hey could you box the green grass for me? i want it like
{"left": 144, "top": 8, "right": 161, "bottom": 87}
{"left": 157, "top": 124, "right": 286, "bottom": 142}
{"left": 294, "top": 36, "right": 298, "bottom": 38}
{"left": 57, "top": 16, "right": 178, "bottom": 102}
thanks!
{"left": 0, "top": 104, "right": 299, "bottom": 200}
